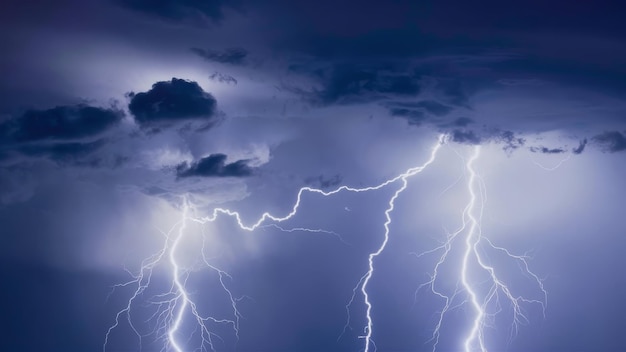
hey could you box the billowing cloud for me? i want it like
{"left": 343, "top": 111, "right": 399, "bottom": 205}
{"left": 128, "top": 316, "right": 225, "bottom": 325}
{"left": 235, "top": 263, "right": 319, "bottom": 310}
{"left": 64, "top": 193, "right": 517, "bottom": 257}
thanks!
{"left": 127, "top": 78, "right": 220, "bottom": 131}
{"left": 529, "top": 146, "right": 566, "bottom": 154}
{"left": 294, "top": 64, "right": 421, "bottom": 105}
{"left": 191, "top": 47, "right": 248, "bottom": 65}
{"left": 209, "top": 72, "right": 238, "bottom": 85}
{"left": 572, "top": 139, "right": 588, "bottom": 154}
{"left": 386, "top": 100, "right": 454, "bottom": 126}
{"left": 451, "top": 130, "right": 481, "bottom": 145}
{"left": 1, "top": 105, "right": 123, "bottom": 143}
{"left": 176, "top": 153, "right": 254, "bottom": 178}
{"left": 593, "top": 131, "right": 626, "bottom": 153}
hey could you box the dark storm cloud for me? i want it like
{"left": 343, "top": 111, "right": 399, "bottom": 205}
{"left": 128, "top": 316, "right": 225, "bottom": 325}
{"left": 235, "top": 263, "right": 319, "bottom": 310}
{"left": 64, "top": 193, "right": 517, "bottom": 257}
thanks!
{"left": 409, "top": 100, "right": 453, "bottom": 117}
{"left": 388, "top": 108, "right": 425, "bottom": 126}
{"left": 127, "top": 78, "right": 219, "bottom": 130}
{"left": 489, "top": 55, "right": 626, "bottom": 97}
{"left": 592, "top": 131, "right": 626, "bottom": 153}
{"left": 295, "top": 64, "right": 421, "bottom": 105}
{"left": 572, "top": 139, "right": 588, "bottom": 155}
{"left": 386, "top": 100, "right": 453, "bottom": 125}
{"left": 176, "top": 154, "right": 254, "bottom": 178}
{"left": 495, "top": 131, "right": 526, "bottom": 154}
{"left": 451, "top": 130, "right": 481, "bottom": 145}
{"left": 209, "top": 72, "right": 238, "bottom": 85}
{"left": 114, "top": 0, "right": 237, "bottom": 24}
{"left": 0, "top": 105, "right": 123, "bottom": 143}
{"left": 448, "top": 129, "right": 526, "bottom": 153}
{"left": 191, "top": 47, "right": 248, "bottom": 65}
{"left": 529, "top": 146, "right": 566, "bottom": 154}
{"left": 305, "top": 174, "right": 343, "bottom": 189}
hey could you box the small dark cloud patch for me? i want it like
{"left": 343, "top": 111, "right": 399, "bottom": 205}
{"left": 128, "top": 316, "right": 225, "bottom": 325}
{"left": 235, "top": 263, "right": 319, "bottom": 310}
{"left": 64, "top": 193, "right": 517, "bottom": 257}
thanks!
{"left": 209, "top": 72, "right": 238, "bottom": 85}
{"left": 593, "top": 131, "right": 626, "bottom": 153}
{"left": 451, "top": 130, "right": 481, "bottom": 145}
{"left": 176, "top": 154, "right": 254, "bottom": 178}
{"left": 115, "top": 0, "right": 237, "bottom": 24}
{"left": 1, "top": 105, "right": 123, "bottom": 143}
{"left": 529, "top": 146, "right": 566, "bottom": 154}
{"left": 572, "top": 139, "right": 587, "bottom": 154}
{"left": 386, "top": 100, "right": 454, "bottom": 127}
{"left": 411, "top": 100, "right": 453, "bottom": 117}
{"left": 494, "top": 130, "right": 525, "bottom": 154}
{"left": 305, "top": 174, "right": 343, "bottom": 189}
{"left": 127, "top": 78, "right": 219, "bottom": 131}
{"left": 191, "top": 47, "right": 248, "bottom": 65}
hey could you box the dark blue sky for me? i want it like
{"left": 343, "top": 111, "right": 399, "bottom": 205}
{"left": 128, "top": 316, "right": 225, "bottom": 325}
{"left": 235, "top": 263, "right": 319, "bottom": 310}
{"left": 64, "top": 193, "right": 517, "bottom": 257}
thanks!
{"left": 1, "top": 1, "right": 625, "bottom": 351}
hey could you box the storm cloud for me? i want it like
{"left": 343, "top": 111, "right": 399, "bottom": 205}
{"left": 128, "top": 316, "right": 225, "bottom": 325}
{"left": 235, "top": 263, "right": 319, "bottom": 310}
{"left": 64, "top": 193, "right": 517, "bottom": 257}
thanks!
{"left": 295, "top": 64, "right": 421, "bottom": 105}
{"left": 209, "top": 72, "right": 238, "bottom": 85}
{"left": 1, "top": 105, "right": 123, "bottom": 143}
{"left": 127, "top": 78, "right": 219, "bottom": 130}
{"left": 2, "top": 1, "right": 626, "bottom": 351}
{"left": 529, "top": 146, "right": 566, "bottom": 154}
{"left": 176, "top": 153, "right": 254, "bottom": 178}
{"left": 191, "top": 47, "right": 248, "bottom": 65}
{"left": 593, "top": 131, "right": 626, "bottom": 153}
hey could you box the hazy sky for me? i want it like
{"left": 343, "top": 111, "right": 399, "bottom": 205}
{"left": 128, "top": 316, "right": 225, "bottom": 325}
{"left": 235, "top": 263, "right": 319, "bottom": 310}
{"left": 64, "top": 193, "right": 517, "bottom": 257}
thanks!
{"left": 1, "top": 1, "right": 625, "bottom": 351}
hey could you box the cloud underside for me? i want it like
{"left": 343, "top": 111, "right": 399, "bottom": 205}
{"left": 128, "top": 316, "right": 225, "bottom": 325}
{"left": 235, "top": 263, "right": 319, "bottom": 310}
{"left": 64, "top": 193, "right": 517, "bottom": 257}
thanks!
{"left": 1, "top": 105, "right": 123, "bottom": 142}
{"left": 593, "top": 131, "right": 626, "bottom": 152}
{"left": 176, "top": 154, "right": 254, "bottom": 178}
{"left": 0, "top": 104, "right": 123, "bottom": 165}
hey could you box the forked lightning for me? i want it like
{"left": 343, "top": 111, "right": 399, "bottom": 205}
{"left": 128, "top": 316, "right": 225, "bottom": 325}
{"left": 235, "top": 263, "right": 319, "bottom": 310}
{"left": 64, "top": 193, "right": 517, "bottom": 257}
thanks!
{"left": 105, "top": 135, "right": 545, "bottom": 352}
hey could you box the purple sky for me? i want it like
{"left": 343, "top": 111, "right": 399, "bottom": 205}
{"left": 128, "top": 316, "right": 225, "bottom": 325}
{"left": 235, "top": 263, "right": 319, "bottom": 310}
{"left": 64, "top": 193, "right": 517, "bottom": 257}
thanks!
{"left": 1, "top": 1, "right": 625, "bottom": 351}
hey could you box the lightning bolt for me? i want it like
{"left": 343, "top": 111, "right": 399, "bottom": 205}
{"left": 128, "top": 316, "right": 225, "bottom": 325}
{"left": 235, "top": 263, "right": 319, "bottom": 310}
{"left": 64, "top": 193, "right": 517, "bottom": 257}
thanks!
{"left": 415, "top": 145, "right": 547, "bottom": 352}
{"left": 104, "top": 198, "right": 243, "bottom": 352}
{"left": 105, "top": 136, "right": 545, "bottom": 352}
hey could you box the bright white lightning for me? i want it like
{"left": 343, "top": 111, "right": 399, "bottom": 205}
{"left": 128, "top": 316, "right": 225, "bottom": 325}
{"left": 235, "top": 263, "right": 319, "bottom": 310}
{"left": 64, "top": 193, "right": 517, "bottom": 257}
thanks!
{"left": 106, "top": 136, "right": 545, "bottom": 352}
{"left": 105, "top": 136, "right": 444, "bottom": 352}
{"left": 104, "top": 199, "right": 242, "bottom": 352}
{"left": 415, "top": 145, "right": 547, "bottom": 352}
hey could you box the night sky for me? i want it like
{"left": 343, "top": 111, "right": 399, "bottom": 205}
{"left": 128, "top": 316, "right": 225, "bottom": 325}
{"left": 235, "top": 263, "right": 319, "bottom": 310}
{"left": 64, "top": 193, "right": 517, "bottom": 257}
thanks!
{"left": 1, "top": 1, "right": 626, "bottom": 351}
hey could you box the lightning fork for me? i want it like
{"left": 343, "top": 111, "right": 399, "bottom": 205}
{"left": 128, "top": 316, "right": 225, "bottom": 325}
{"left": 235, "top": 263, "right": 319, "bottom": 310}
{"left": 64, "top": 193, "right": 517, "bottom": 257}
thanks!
{"left": 106, "top": 135, "right": 445, "bottom": 352}
{"left": 104, "top": 199, "right": 242, "bottom": 352}
{"left": 415, "top": 145, "right": 547, "bottom": 352}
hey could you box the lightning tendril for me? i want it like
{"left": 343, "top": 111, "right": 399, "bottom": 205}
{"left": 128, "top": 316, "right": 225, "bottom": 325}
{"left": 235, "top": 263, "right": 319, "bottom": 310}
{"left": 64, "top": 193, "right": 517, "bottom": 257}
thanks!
{"left": 105, "top": 136, "right": 545, "bottom": 352}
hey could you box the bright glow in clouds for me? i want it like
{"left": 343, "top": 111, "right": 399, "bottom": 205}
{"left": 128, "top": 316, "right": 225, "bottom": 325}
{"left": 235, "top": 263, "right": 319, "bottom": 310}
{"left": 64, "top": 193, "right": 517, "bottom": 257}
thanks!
{"left": 105, "top": 135, "right": 546, "bottom": 352}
